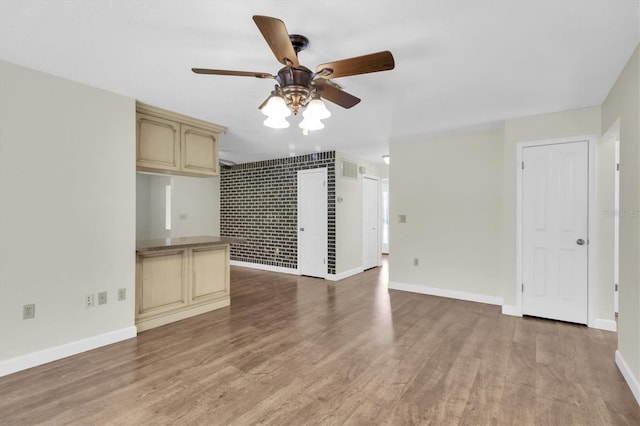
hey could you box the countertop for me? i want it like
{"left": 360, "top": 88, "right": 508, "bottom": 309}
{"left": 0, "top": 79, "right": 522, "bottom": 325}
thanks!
{"left": 136, "top": 235, "right": 246, "bottom": 252}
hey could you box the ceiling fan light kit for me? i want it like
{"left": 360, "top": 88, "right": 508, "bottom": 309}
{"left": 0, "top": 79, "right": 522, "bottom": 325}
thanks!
{"left": 192, "top": 15, "right": 395, "bottom": 133}
{"left": 299, "top": 116, "right": 325, "bottom": 131}
{"left": 303, "top": 98, "right": 331, "bottom": 120}
{"left": 261, "top": 94, "right": 291, "bottom": 118}
{"left": 263, "top": 115, "right": 290, "bottom": 129}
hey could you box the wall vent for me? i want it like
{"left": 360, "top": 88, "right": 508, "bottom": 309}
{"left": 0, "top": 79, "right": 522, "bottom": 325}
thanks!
{"left": 341, "top": 160, "right": 358, "bottom": 179}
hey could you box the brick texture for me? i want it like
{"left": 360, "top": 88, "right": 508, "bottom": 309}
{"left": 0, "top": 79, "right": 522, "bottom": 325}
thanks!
{"left": 220, "top": 151, "right": 336, "bottom": 274}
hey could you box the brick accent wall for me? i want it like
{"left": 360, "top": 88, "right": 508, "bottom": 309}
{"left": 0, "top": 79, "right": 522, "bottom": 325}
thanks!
{"left": 220, "top": 151, "right": 336, "bottom": 274}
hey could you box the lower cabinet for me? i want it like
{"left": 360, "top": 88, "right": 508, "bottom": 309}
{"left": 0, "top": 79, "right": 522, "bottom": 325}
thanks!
{"left": 136, "top": 244, "right": 230, "bottom": 331}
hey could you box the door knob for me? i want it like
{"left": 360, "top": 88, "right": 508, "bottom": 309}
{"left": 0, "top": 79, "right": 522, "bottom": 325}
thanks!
{"left": 576, "top": 239, "right": 585, "bottom": 245}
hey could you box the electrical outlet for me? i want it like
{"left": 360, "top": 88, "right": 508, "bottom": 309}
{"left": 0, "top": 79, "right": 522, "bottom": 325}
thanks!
{"left": 399, "top": 214, "right": 407, "bottom": 223}
{"left": 85, "top": 294, "right": 95, "bottom": 308}
{"left": 23, "top": 304, "right": 35, "bottom": 319}
{"left": 413, "top": 258, "right": 419, "bottom": 267}
{"left": 118, "top": 288, "right": 126, "bottom": 301}
{"left": 98, "top": 291, "right": 107, "bottom": 305}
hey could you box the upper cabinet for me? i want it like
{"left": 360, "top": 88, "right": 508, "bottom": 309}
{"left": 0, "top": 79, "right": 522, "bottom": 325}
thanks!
{"left": 136, "top": 102, "right": 226, "bottom": 177}
{"left": 137, "top": 112, "right": 181, "bottom": 172}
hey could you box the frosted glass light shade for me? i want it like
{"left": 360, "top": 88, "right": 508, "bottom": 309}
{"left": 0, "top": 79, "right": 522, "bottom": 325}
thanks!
{"left": 263, "top": 115, "right": 290, "bottom": 129}
{"left": 262, "top": 95, "right": 291, "bottom": 118}
{"left": 299, "top": 117, "right": 324, "bottom": 131}
{"left": 303, "top": 99, "right": 331, "bottom": 120}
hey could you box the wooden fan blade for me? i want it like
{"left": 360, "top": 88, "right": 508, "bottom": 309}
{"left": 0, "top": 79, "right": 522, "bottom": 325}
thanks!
{"left": 315, "top": 81, "right": 361, "bottom": 109}
{"left": 253, "top": 15, "right": 299, "bottom": 68}
{"left": 315, "top": 51, "right": 394, "bottom": 79}
{"left": 192, "top": 68, "right": 274, "bottom": 79}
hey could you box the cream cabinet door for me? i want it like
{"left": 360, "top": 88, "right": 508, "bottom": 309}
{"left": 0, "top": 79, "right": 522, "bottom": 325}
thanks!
{"left": 190, "top": 246, "right": 229, "bottom": 304}
{"left": 136, "top": 113, "right": 180, "bottom": 172}
{"left": 136, "top": 249, "right": 188, "bottom": 318}
{"left": 181, "top": 124, "right": 219, "bottom": 176}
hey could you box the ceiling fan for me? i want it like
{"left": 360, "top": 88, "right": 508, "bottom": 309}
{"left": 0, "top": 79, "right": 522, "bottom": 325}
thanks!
{"left": 192, "top": 15, "right": 395, "bottom": 131}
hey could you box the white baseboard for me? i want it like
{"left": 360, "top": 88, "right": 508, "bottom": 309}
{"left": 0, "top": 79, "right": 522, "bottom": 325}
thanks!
{"left": 0, "top": 326, "right": 137, "bottom": 377}
{"left": 615, "top": 350, "right": 640, "bottom": 406}
{"left": 593, "top": 318, "right": 617, "bottom": 332}
{"left": 501, "top": 304, "right": 522, "bottom": 317}
{"left": 326, "top": 267, "right": 363, "bottom": 281}
{"left": 230, "top": 260, "right": 299, "bottom": 275}
{"left": 500, "top": 306, "right": 616, "bottom": 330}
{"left": 388, "top": 281, "right": 503, "bottom": 306}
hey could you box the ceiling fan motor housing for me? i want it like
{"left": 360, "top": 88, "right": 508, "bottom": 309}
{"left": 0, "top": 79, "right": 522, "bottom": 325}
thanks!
{"left": 277, "top": 66, "right": 313, "bottom": 114}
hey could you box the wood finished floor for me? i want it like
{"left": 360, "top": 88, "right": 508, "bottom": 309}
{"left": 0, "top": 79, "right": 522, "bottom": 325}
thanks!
{"left": 1, "top": 260, "right": 638, "bottom": 425}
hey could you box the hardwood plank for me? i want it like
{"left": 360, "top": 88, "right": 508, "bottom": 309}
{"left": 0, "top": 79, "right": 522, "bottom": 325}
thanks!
{"left": 0, "top": 258, "right": 638, "bottom": 425}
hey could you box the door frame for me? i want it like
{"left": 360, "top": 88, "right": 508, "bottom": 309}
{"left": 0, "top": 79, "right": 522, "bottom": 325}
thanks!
{"left": 297, "top": 167, "right": 328, "bottom": 278}
{"left": 614, "top": 138, "right": 620, "bottom": 314}
{"left": 515, "top": 135, "right": 597, "bottom": 327}
{"left": 362, "top": 174, "right": 381, "bottom": 269}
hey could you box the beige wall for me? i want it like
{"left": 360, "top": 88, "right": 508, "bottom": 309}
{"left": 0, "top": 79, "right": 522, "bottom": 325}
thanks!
{"left": 335, "top": 152, "right": 386, "bottom": 275}
{"left": 390, "top": 106, "right": 610, "bottom": 313}
{"left": 0, "top": 61, "right": 135, "bottom": 368}
{"left": 170, "top": 175, "right": 220, "bottom": 238}
{"left": 389, "top": 128, "right": 505, "bottom": 298}
{"left": 136, "top": 173, "right": 171, "bottom": 240}
{"left": 602, "top": 45, "right": 640, "bottom": 388}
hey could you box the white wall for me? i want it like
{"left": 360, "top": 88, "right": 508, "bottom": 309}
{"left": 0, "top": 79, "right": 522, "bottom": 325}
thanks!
{"left": 389, "top": 128, "right": 505, "bottom": 302}
{"left": 602, "top": 44, "right": 640, "bottom": 402}
{"left": 0, "top": 61, "right": 136, "bottom": 374}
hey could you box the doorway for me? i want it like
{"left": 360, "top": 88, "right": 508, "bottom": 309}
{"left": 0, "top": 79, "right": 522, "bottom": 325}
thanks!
{"left": 362, "top": 175, "right": 380, "bottom": 270}
{"left": 298, "top": 168, "right": 328, "bottom": 278}
{"left": 520, "top": 140, "right": 590, "bottom": 324}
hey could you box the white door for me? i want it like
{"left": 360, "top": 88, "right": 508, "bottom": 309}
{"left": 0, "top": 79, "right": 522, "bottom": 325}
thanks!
{"left": 362, "top": 176, "right": 379, "bottom": 270}
{"left": 298, "top": 168, "right": 327, "bottom": 278}
{"left": 522, "top": 141, "right": 589, "bottom": 324}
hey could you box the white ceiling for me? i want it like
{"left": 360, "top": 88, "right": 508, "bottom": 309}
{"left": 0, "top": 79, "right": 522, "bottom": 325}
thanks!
{"left": 1, "top": 1, "right": 638, "bottom": 164}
